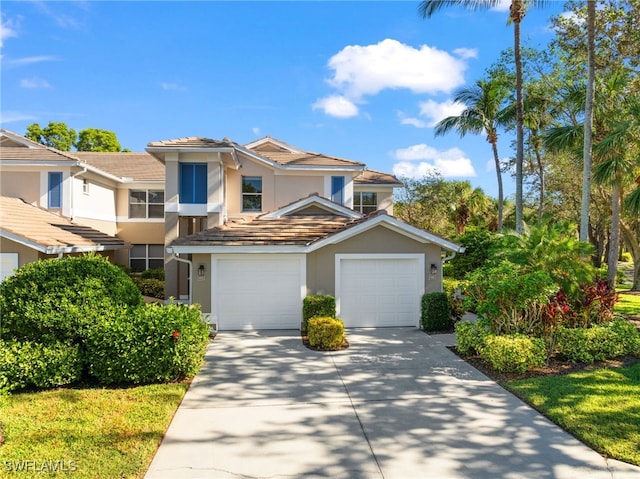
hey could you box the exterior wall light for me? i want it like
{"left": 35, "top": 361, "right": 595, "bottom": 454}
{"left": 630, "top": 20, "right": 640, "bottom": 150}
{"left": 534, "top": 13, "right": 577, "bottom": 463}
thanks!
{"left": 197, "top": 264, "right": 206, "bottom": 279}
{"left": 430, "top": 263, "right": 438, "bottom": 276}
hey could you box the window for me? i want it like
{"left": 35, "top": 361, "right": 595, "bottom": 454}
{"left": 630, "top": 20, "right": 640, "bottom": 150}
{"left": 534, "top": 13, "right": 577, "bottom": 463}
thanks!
{"left": 331, "top": 176, "right": 344, "bottom": 205}
{"left": 179, "top": 163, "right": 207, "bottom": 204}
{"left": 48, "top": 172, "right": 62, "bottom": 208}
{"left": 129, "top": 190, "right": 164, "bottom": 218}
{"left": 82, "top": 178, "right": 90, "bottom": 195}
{"left": 354, "top": 192, "right": 378, "bottom": 214}
{"left": 242, "top": 176, "right": 262, "bottom": 212}
{"left": 129, "top": 244, "right": 164, "bottom": 272}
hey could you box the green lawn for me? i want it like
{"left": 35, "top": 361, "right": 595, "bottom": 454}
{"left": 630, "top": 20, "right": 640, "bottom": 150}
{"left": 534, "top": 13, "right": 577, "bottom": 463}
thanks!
{"left": 507, "top": 363, "right": 640, "bottom": 466}
{"left": 0, "top": 383, "right": 187, "bottom": 478}
{"left": 616, "top": 290, "right": 640, "bottom": 317}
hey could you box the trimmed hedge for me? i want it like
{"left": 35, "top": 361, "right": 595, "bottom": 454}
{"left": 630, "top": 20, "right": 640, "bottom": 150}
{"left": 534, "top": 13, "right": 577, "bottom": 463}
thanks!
{"left": 302, "top": 295, "right": 336, "bottom": 332}
{"left": 455, "top": 319, "right": 492, "bottom": 355}
{"left": 85, "top": 303, "right": 209, "bottom": 385}
{"left": 421, "top": 292, "right": 451, "bottom": 331}
{"left": 308, "top": 317, "right": 345, "bottom": 350}
{"left": 555, "top": 319, "right": 640, "bottom": 364}
{"left": 480, "top": 334, "right": 547, "bottom": 374}
{"left": 0, "top": 340, "right": 83, "bottom": 393}
{"left": 132, "top": 277, "right": 165, "bottom": 299}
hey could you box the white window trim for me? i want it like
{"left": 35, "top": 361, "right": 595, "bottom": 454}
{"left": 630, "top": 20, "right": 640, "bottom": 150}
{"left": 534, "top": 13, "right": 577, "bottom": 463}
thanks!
{"left": 129, "top": 189, "right": 165, "bottom": 219}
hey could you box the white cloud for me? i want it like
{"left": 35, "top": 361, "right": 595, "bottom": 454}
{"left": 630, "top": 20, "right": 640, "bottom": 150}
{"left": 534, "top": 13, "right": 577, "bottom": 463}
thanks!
{"left": 325, "top": 38, "right": 468, "bottom": 100}
{"left": 312, "top": 95, "right": 359, "bottom": 118}
{"left": 160, "top": 82, "right": 187, "bottom": 91}
{"left": 0, "top": 111, "right": 37, "bottom": 124}
{"left": 419, "top": 99, "right": 466, "bottom": 127}
{"left": 391, "top": 143, "right": 476, "bottom": 178}
{"left": 5, "top": 55, "right": 59, "bottom": 67}
{"left": 0, "top": 15, "right": 18, "bottom": 48}
{"left": 490, "top": 0, "right": 511, "bottom": 12}
{"left": 399, "top": 116, "right": 429, "bottom": 128}
{"left": 453, "top": 47, "right": 478, "bottom": 60}
{"left": 252, "top": 127, "right": 261, "bottom": 137}
{"left": 20, "top": 77, "right": 52, "bottom": 89}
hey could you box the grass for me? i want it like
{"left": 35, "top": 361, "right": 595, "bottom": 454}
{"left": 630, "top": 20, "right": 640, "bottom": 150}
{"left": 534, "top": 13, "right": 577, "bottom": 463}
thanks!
{"left": 616, "top": 290, "right": 640, "bottom": 317}
{"left": 507, "top": 363, "right": 640, "bottom": 466}
{"left": 0, "top": 383, "right": 188, "bottom": 478}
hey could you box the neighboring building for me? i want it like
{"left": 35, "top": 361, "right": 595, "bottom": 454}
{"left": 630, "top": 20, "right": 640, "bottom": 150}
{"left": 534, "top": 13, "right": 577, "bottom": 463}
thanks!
{"left": 0, "top": 129, "right": 463, "bottom": 330}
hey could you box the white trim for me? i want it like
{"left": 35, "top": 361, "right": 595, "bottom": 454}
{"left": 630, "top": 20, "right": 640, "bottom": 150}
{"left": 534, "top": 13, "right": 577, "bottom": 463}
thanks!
{"left": 116, "top": 216, "right": 165, "bottom": 223}
{"left": 335, "top": 253, "right": 424, "bottom": 328}
{"left": 168, "top": 245, "right": 307, "bottom": 254}
{"left": 261, "top": 194, "right": 362, "bottom": 219}
{"left": 178, "top": 203, "right": 207, "bottom": 216}
{"left": 0, "top": 229, "right": 125, "bottom": 254}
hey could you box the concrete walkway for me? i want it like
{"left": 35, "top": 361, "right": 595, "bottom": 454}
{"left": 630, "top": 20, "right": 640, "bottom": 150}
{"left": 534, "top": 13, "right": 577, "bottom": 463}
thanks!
{"left": 145, "top": 328, "right": 640, "bottom": 479}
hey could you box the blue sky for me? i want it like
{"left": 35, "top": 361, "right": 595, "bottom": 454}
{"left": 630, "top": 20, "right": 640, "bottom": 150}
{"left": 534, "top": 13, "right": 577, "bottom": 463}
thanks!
{"left": 1, "top": 1, "right": 567, "bottom": 199}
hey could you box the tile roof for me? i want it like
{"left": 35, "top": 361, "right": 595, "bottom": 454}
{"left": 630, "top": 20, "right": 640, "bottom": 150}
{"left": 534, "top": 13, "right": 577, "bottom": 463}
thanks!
{"left": 147, "top": 137, "right": 234, "bottom": 148}
{"left": 0, "top": 146, "right": 80, "bottom": 163}
{"left": 74, "top": 152, "right": 165, "bottom": 182}
{"left": 251, "top": 150, "right": 365, "bottom": 168}
{"left": 0, "top": 196, "right": 128, "bottom": 253}
{"left": 355, "top": 169, "right": 403, "bottom": 186}
{"left": 172, "top": 215, "right": 361, "bottom": 247}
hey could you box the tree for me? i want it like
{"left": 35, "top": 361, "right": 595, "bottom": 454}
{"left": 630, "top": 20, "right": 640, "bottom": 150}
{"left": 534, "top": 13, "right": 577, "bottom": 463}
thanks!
{"left": 434, "top": 78, "right": 509, "bottom": 231}
{"left": 418, "top": 0, "right": 549, "bottom": 234}
{"left": 25, "top": 122, "right": 76, "bottom": 151}
{"left": 25, "top": 122, "right": 125, "bottom": 152}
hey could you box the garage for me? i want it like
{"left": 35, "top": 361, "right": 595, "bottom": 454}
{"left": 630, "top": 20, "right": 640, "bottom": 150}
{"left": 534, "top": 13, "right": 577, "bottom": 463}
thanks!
{"left": 336, "top": 254, "right": 424, "bottom": 328}
{"left": 211, "top": 254, "right": 305, "bottom": 330}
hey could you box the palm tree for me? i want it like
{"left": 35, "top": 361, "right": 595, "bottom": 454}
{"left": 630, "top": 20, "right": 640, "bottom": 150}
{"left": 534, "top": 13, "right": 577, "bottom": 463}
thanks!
{"left": 434, "top": 79, "right": 508, "bottom": 231}
{"left": 580, "top": 0, "right": 596, "bottom": 242}
{"left": 418, "top": 0, "right": 548, "bottom": 234}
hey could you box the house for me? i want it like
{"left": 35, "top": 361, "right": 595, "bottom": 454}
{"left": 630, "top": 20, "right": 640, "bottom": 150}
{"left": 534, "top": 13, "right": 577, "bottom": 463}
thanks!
{"left": 0, "top": 129, "right": 464, "bottom": 330}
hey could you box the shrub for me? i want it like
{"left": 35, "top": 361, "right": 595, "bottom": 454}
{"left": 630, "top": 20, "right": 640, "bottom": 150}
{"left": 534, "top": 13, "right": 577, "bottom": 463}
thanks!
{"left": 140, "top": 268, "right": 165, "bottom": 280}
{"left": 554, "top": 319, "right": 640, "bottom": 364}
{"left": 449, "top": 229, "right": 501, "bottom": 280}
{"left": 307, "top": 317, "right": 345, "bottom": 350}
{"left": 302, "top": 296, "right": 336, "bottom": 332}
{"left": 480, "top": 335, "right": 547, "bottom": 374}
{"left": 85, "top": 303, "right": 209, "bottom": 385}
{"left": 421, "top": 292, "right": 451, "bottom": 331}
{"left": 0, "top": 255, "right": 143, "bottom": 343}
{"left": 132, "top": 277, "right": 165, "bottom": 299}
{"left": 443, "top": 278, "right": 465, "bottom": 320}
{"left": 0, "top": 340, "right": 82, "bottom": 393}
{"left": 455, "top": 319, "right": 492, "bottom": 355}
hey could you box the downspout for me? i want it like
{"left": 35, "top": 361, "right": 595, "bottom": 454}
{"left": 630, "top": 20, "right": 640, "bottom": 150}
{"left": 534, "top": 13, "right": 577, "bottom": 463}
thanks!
{"left": 70, "top": 166, "right": 87, "bottom": 221}
{"left": 168, "top": 252, "right": 192, "bottom": 305}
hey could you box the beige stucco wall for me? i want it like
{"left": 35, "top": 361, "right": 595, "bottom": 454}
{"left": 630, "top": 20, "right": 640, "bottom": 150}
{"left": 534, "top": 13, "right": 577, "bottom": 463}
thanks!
{"left": 353, "top": 185, "right": 395, "bottom": 215}
{"left": 0, "top": 171, "right": 40, "bottom": 204}
{"left": 306, "top": 225, "right": 443, "bottom": 296}
{"left": 191, "top": 253, "right": 212, "bottom": 312}
{"left": 117, "top": 221, "right": 165, "bottom": 244}
{"left": 226, "top": 161, "right": 275, "bottom": 217}
{"left": 0, "top": 238, "right": 39, "bottom": 266}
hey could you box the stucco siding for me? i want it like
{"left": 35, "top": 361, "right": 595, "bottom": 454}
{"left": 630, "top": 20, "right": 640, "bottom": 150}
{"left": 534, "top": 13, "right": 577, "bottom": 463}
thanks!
{"left": 117, "top": 222, "right": 165, "bottom": 244}
{"left": 274, "top": 175, "right": 324, "bottom": 210}
{"left": 0, "top": 238, "right": 39, "bottom": 266}
{"left": 192, "top": 253, "right": 212, "bottom": 312}
{"left": 307, "top": 225, "right": 443, "bottom": 296}
{"left": 1, "top": 171, "right": 40, "bottom": 204}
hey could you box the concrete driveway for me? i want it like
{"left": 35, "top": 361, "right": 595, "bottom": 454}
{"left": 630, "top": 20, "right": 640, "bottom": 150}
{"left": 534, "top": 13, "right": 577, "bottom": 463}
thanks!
{"left": 145, "top": 328, "right": 640, "bottom": 479}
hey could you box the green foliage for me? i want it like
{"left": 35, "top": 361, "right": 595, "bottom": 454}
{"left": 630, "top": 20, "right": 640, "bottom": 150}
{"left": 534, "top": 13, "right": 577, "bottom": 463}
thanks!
{"left": 307, "top": 317, "right": 345, "bottom": 350}
{"left": 455, "top": 319, "right": 493, "bottom": 355}
{"left": 75, "top": 128, "right": 122, "bottom": 152}
{"left": 449, "top": 229, "right": 501, "bottom": 280}
{"left": 85, "top": 303, "right": 209, "bottom": 385}
{"left": 443, "top": 278, "right": 465, "bottom": 319}
{"left": 25, "top": 122, "right": 76, "bottom": 151}
{"left": 0, "top": 255, "right": 143, "bottom": 343}
{"left": 421, "top": 292, "right": 451, "bottom": 331}
{"left": 302, "top": 295, "right": 336, "bottom": 332}
{"left": 140, "top": 268, "right": 165, "bottom": 280}
{"left": 554, "top": 319, "right": 640, "bottom": 364}
{"left": 132, "top": 277, "right": 165, "bottom": 299}
{"left": 480, "top": 335, "right": 547, "bottom": 374}
{"left": 0, "top": 340, "right": 82, "bottom": 393}
{"left": 465, "top": 261, "right": 556, "bottom": 336}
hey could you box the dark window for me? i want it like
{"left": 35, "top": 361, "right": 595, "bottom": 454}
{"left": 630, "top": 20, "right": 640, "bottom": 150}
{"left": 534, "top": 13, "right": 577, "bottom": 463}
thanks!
{"left": 129, "top": 244, "right": 164, "bottom": 272}
{"left": 354, "top": 192, "right": 378, "bottom": 214}
{"left": 242, "top": 176, "right": 262, "bottom": 212}
{"left": 331, "top": 176, "right": 344, "bottom": 205}
{"left": 48, "top": 172, "right": 62, "bottom": 208}
{"left": 179, "top": 163, "right": 207, "bottom": 204}
{"left": 129, "top": 190, "right": 164, "bottom": 218}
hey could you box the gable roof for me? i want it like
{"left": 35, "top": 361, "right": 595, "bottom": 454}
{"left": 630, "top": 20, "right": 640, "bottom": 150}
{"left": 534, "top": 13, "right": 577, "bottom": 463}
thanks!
{"left": 0, "top": 196, "right": 128, "bottom": 254}
{"left": 168, "top": 194, "right": 463, "bottom": 254}
{"left": 74, "top": 152, "right": 165, "bottom": 182}
{"left": 355, "top": 169, "right": 403, "bottom": 186}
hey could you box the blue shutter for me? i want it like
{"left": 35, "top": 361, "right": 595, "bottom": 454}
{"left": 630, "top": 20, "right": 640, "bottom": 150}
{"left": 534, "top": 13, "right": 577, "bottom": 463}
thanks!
{"left": 331, "top": 176, "right": 344, "bottom": 205}
{"left": 48, "top": 172, "right": 62, "bottom": 208}
{"left": 179, "top": 163, "right": 207, "bottom": 204}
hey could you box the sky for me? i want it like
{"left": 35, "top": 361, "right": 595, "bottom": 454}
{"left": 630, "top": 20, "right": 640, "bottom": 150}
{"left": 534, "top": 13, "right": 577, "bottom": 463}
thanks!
{"left": 1, "top": 0, "right": 569, "bottom": 199}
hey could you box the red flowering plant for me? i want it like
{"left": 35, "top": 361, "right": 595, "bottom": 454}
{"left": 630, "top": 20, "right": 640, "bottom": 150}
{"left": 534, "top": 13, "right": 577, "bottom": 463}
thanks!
{"left": 581, "top": 279, "right": 618, "bottom": 325}
{"left": 171, "top": 330, "right": 181, "bottom": 340}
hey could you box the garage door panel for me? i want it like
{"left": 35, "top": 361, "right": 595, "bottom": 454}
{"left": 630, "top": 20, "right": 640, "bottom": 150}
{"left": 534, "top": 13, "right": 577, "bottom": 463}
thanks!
{"left": 214, "top": 256, "right": 303, "bottom": 331}
{"left": 338, "top": 256, "right": 423, "bottom": 328}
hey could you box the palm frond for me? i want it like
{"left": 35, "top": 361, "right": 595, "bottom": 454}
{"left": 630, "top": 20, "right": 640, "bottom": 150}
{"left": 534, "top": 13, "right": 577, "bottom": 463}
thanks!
{"left": 417, "top": 0, "right": 498, "bottom": 18}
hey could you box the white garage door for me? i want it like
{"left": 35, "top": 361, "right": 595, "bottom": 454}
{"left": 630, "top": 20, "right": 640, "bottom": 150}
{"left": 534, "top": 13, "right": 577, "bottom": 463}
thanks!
{"left": 212, "top": 254, "right": 305, "bottom": 330}
{"left": 337, "top": 254, "right": 424, "bottom": 328}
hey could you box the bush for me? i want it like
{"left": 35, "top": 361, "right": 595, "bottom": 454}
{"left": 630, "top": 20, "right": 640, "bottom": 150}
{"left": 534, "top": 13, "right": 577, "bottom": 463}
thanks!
{"left": 421, "top": 292, "right": 451, "bottom": 331}
{"left": 85, "top": 303, "right": 209, "bottom": 385}
{"left": 307, "top": 317, "right": 345, "bottom": 350}
{"left": 455, "top": 319, "right": 492, "bottom": 355}
{"left": 0, "top": 340, "right": 83, "bottom": 393}
{"left": 302, "top": 296, "right": 336, "bottom": 332}
{"left": 449, "top": 229, "right": 501, "bottom": 280}
{"left": 443, "top": 278, "right": 465, "bottom": 320}
{"left": 0, "top": 255, "right": 143, "bottom": 343}
{"left": 132, "top": 277, "right": 165, "bottom": 299}
{"left": 555, "top": 319, "right": 640, "bottom": 364}
{"left": 480, "top": 334, "right": 547, "bottom": 374}
{"left": 140, "top": 268, "right": 165, "bottom": 280}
